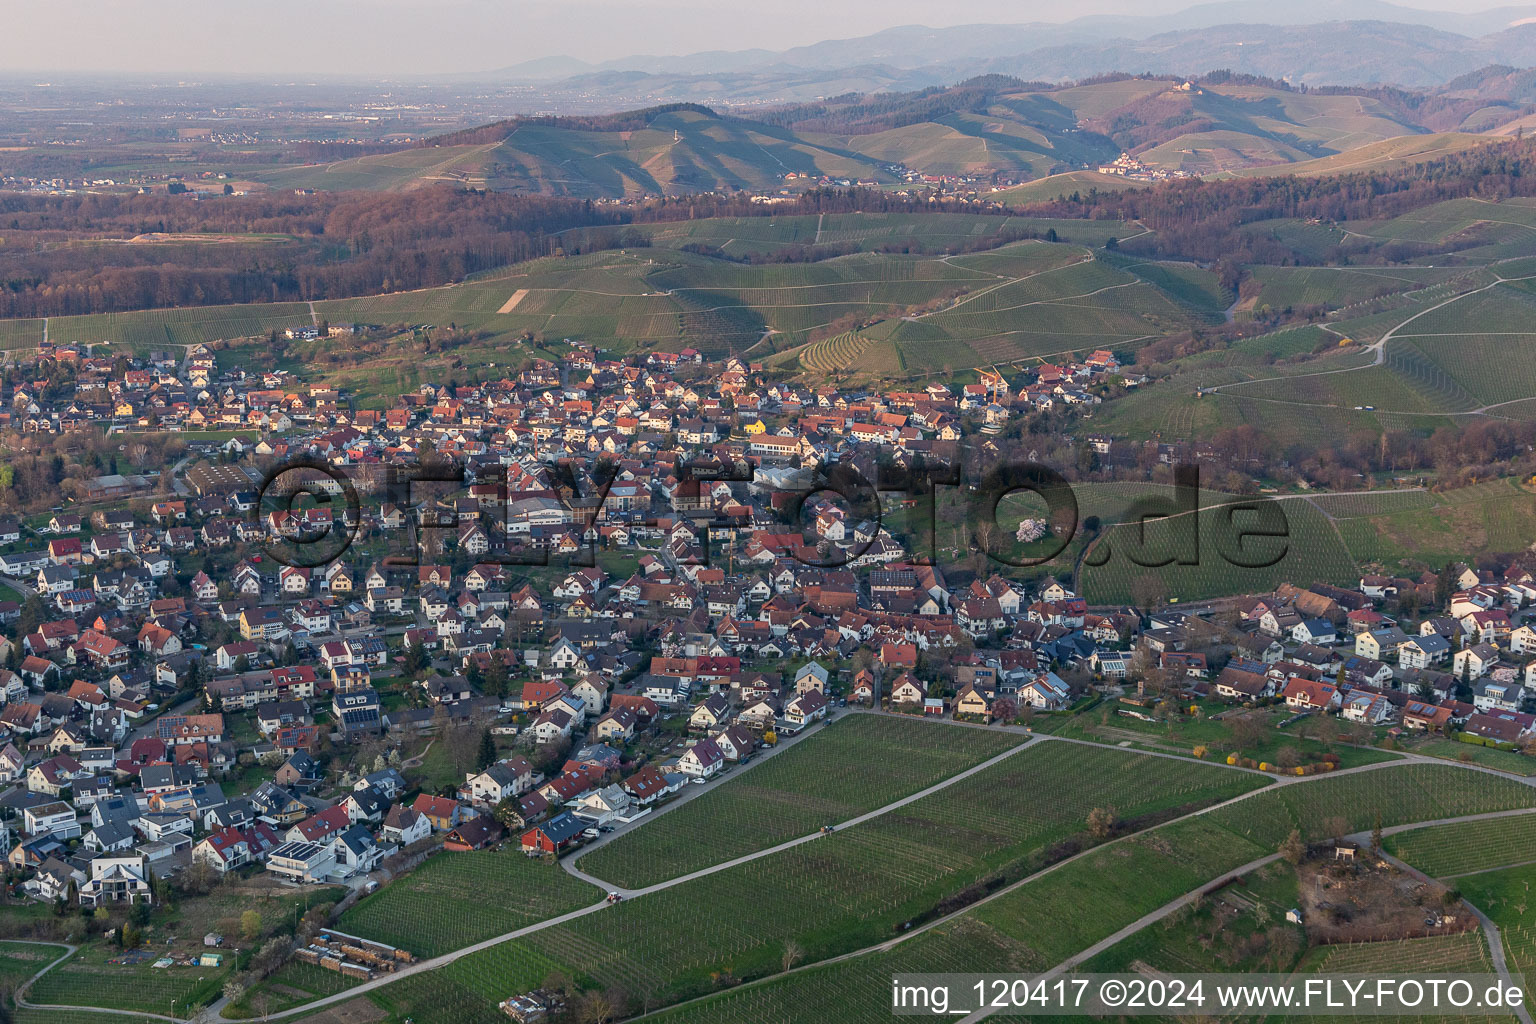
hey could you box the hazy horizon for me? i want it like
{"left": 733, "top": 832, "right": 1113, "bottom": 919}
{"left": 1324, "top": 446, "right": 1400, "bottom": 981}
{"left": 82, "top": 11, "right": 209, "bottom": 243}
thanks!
{"left": 2, "top": 0, "right": 1527, "bottom": 77}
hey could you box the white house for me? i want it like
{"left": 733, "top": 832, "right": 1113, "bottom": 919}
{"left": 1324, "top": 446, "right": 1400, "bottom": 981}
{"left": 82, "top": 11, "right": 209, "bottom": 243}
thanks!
{"left": 676, "top": 737, "right": 725, "bottom": 778}
{"left": 266, "top": 840, "right": 336, "bottom": 884}
{"left": 1018, "top": 671, "right": 1071, "bottom": 710}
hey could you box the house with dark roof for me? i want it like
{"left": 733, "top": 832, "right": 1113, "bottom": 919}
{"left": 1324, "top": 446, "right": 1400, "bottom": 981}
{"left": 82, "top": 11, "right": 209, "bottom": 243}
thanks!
{"left": 444, "top": 815, "right": 504, "bottom": 852}
{"left": 520, "top": 810, "right": 585, "bottom": 854}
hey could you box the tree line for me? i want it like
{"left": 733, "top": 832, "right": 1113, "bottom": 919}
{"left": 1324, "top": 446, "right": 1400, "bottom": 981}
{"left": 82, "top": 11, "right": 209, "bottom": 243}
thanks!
{"left": 0, "top": 189, "right": 624, "bottom": 318}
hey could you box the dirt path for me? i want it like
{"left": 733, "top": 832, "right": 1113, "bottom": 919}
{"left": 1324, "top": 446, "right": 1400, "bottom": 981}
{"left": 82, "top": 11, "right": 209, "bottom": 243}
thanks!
{"left": 496, "top": 289, "right": 529, "bottom": 314}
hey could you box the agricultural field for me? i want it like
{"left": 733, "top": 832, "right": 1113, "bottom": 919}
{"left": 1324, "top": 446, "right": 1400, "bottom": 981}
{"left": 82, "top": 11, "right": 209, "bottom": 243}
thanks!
{"left": 1078, "top": 858, "right": 1303, "bottom": 973}
{"left": 1405, "top": 736, "right": 1536, "bottom": 775}
{"left": 1346, "top": 196, "right": 1536, "bottom": 246}
{"left": 1306, "top": 489, "right": 1436, "bottom": 518}
{"left": 225, "top": 959, "right": 362, "bottom": 1019}
{"left": 1298, "top": 929, "right": 1494, "bottom": 974}
{"left": 578, "top": 714, "right": 1023, "bottom": 888}
{"left": 1385, "top": 811, "right": 1536, "bottom": 878}
{"left": 1102, "top": 254, "right": 1231, "bottom": 321}
{"left": 634, "top": 212, "right": 1136, "bottom": 256}
{"left": 828, "top": 247, "right": 1213, "bottom": 376}
{"left": 639, "top": 916, "right": 1033, "bottom": 1024}
{"left": 367, "top": 760, "right": 1533, "bottom": 1024}
{"left": 1330, "top": 478, "right": 1536, "bottom": 570}
{"left": 1452, "top": 862, "right": 1536, "bottom": 1006}
{"left": 1288, "top": 931, "right": 1509, "bottom": 1024}
{"left": 44, "top": 302, "right": 313, "bottom": 350}
{"left": 995, "top": 170, "right": 1144, "bottom": 205}
{"left": 1228, "top": 133, "right": 1501, "bottom": 178}
{"left": 1079, "top": 492, "right": 1357, "bottom": 605}
{"left": 790, "top": 329, "right": 873, "bottom": 374}
{"left": 0, "top": 940, "right": 59, "bottom": 992}
{"left": 967, "top": 813, "right": 1275, "bottom": 971}
{"left": 637, "top": 817, "right": 1277, "bottom": 1024}
{"left": 387, "top": 745, "right": 1264, "bottom": 1017}
{"left": 1246, "top": 265, "right": 1450, "bottom": 312}
{"left": 13, "top": 1012, "right": 153, "bottom": 1024}
{"left": 337, "top": 847, "right": 602, "bottom": 958}
{"left": 1046, "top": 702, "right": 1399, "bottom": 770}
{"left": 0, "top": 317, "right": 45, "bottom": 351}
{"left": 24, "top": 945, "right": 228, "bottom": 1017}
{"left": 1204, "top": 763, "right": 1536, "bottom": 849}
{"left": 365, "top": 938, "right": 573, "bottom": 1024}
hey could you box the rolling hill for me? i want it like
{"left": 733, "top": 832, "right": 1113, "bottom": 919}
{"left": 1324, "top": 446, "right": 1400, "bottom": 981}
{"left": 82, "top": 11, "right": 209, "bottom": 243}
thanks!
{"left": 252, "top": 107, "right": 891, "bottom": 197}
{"left": 252, "top": 75, "right": 1526, "bottom": 199}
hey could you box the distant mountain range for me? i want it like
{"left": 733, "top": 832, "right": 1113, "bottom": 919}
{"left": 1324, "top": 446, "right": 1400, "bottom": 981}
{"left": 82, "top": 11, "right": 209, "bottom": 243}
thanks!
{"left": 445, "top": 0, "right": 1536, "bottom": 110}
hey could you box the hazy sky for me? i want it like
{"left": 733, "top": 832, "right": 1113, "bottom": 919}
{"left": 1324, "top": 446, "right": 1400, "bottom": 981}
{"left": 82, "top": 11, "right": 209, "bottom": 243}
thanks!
{"left": 1, "top": 0, "right": 1516, "bottom": 76}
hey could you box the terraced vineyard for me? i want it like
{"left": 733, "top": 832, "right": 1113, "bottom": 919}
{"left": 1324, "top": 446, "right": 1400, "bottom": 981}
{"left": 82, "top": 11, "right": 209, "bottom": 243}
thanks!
{"left": 795, "top": 330, "right": 873, "bottom": 374}
{"left": 579, "top": 715, "right": 1022, "bottom": 888}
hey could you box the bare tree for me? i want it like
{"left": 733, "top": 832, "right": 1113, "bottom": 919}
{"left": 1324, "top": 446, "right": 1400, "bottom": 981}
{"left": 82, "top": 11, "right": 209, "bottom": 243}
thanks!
{"left": 782, "top": 940, "right": 804, "bottom": 973}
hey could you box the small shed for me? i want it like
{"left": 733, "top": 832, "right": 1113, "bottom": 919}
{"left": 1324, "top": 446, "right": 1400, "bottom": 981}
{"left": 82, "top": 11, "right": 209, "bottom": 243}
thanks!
{"left": 1285, "top": 908, "right": 1303, "bottom": 925}
{"left": 203, "top": 933, "right": 223, "bottom": 947}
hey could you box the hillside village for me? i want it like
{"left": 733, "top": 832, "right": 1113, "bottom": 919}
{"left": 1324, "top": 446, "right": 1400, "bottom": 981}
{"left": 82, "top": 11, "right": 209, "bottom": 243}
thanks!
{"left": 1, "top": 334, "right": 1535, "bottom": 1006}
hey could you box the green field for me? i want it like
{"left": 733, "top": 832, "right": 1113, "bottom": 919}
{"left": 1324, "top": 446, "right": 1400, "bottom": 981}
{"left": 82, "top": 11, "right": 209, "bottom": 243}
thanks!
{"left": 380, "top": 760, "right": 1535, "bottom": 1024}
{"left": 578, "top": 715, "right": 1023, "bottom": 888}
{"left": 224, "top": 959, "right": 363, "bottom": 1019}
{"left": 1079, "top": 492, "right": 1357, "bottom": 605}
{"left": 337, "top": 847, "right": 602, "bottom": 958}
{"left": 0, "top": 940, "right": 59, "bottom": 993}
{"left": 0, "top": 318, "right": 46, "bottom": 350}
{"left": 378, "top": 745, "right": 1265, "bottom": 1019}
{"left": 1079, "top": 857, "right": 1303, "bottom": 973}
{"left": 13, "top": 1011, "right": 157, "bottom": 1024}
{"left": 1454, "top": 862, "right": 1536, "bottom": 1006}
{"left": 1288, "top": 930, "right": 1510, "bottom": 1024}
{"left": 1386, "top": 812, "right": 1536, "bottom": 878}
{"left": 385, "top": 808, "right": 1275, "bottom": 1024}
{"left": 1047, "top": 704, "right": 1399, "bottom": 770}
{"left": 1407, "top": 737, "right": 1536, "bottom": 775}
{"left": 1247, "top": 265, "right": 1450, "bottom": 312}
{"left": 1332, "top": 479, "right": 1536, "bottom": 569}
{"left": 25, "top": 946, "right": 228, "bottom": 1017}
{"left": 1205, "top": 764, "right": 1536, "bottom": 848}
